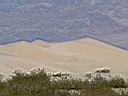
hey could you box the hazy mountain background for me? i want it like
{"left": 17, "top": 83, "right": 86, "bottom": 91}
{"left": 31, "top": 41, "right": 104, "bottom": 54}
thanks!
{"left": 0, "top": 0, "right": 128, "bottom": 49}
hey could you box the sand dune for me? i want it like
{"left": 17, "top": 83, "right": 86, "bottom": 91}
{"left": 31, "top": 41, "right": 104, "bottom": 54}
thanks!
{"left": 0, "top": 38, "right": 128, "bottom": 74}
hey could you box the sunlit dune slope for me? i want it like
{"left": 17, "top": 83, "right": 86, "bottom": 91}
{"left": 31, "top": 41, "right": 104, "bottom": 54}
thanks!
{"left": 0, "top": 38, "right": 128, "bottom": 74}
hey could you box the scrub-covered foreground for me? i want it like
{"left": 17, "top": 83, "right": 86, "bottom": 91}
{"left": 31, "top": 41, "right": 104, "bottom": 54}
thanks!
{"left": 0, "top": 68, "right": 128, "bottom": 96}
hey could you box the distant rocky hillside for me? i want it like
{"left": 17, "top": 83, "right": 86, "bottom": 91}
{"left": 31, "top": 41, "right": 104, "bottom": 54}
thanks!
{"left": 0, "top": 0, "right": 128, "bottom": 49}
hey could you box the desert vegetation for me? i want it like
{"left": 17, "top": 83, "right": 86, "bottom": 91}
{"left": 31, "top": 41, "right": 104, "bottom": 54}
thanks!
{"left": 0, "top": 68, "right": 127, "bottom": 96}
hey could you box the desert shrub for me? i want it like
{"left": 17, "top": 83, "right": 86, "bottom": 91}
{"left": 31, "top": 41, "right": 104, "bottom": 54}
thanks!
{"left": 4, "top": 69, "right": 54, "bottom": 96}
{"left": 90, "top": 74, "right": 110, "bottom": 88}
{"left": 54, "top": 90, "right": 80, "bottom": 96}
{"left": 81, "top": 88, "right": 118, "bottom": 96}
{"left": 95, "top": 67, "right": 110, "bottom": 73}
{"left": 53, "top": 78, "right": 90, "bottom": 91}
{"left": 109, "top": 77, "right": 127, "bottom": 88}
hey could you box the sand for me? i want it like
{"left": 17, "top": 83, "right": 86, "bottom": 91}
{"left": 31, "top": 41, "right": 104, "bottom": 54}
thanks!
{"left": 0, "top": 38, "right": 128, "bottom": 74}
